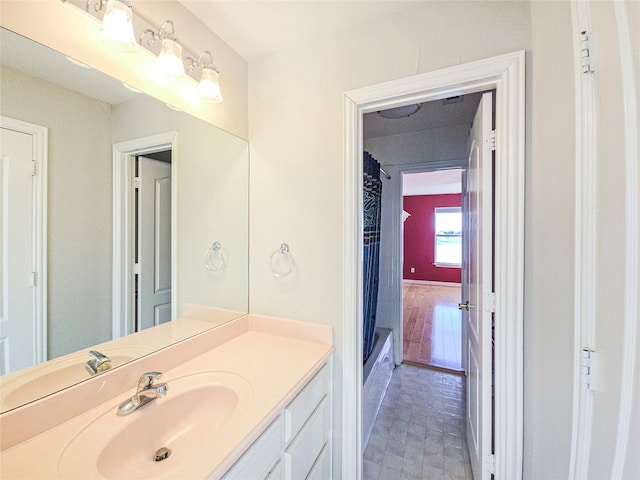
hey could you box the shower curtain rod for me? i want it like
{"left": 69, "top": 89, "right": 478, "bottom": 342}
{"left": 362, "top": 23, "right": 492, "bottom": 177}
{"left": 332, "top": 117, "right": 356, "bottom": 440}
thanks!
{"left": 380, "top": 167, "right": 391, "bottom": 180}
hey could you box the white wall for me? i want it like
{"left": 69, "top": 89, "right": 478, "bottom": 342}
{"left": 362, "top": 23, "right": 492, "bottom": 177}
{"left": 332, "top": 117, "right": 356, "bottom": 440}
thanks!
{"left": 523, "top": 2, "right": 576, "bottom": 477}
{"left": 248, "top": 1, "right": 540, "bottom": 476}
{"left": 0, "top": 66, "right": 113, "bottom": 358}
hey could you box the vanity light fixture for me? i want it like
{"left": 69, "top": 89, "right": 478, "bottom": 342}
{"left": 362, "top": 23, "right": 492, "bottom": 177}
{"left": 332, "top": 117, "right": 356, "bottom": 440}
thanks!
{"left": 185, "top": 51, "right": 223, "bottom": 103}
{"left": 88, "top": 0, "right": 137, "bottom": 51}
{"left": 61, "top": 0, "right": 224, "bottom": 105}
{"left": 140, "top": 20, "right": 185, "bottom": 80}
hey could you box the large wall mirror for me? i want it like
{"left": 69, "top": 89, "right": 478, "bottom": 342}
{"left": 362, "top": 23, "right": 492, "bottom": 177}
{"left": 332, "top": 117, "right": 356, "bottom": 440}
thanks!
{"left": 0, "top": 27, "right": 249, "bottom": 413}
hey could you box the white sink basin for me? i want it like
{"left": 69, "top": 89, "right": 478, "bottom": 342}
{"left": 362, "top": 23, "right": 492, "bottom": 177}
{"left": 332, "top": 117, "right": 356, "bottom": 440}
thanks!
{"left": 57, "top": 371, "right": 252, "bottom": 479}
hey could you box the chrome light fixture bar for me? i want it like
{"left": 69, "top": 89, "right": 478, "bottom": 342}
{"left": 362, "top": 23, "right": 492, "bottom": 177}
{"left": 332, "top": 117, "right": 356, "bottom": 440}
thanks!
{"left": 185, "top": 51, "right": 223, "bottom": 103}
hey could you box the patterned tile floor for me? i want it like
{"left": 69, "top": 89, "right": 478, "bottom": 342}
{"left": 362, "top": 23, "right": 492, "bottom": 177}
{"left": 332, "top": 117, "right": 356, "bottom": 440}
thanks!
{"left": 363, "top": 364, "right": 473, "bottom": 480}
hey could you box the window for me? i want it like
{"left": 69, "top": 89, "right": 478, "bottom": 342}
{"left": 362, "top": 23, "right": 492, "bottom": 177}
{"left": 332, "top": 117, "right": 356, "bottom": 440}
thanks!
{"left": 434, "top": 207, "right": 462, "bottom": 266}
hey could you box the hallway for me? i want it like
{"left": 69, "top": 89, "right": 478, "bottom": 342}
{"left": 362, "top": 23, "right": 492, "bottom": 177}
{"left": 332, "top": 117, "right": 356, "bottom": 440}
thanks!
{"left": 363, "top": 364, "right": 472, "bottom": 480}
{"left": 403, "top": 284, "right": 463, "bottom": 371}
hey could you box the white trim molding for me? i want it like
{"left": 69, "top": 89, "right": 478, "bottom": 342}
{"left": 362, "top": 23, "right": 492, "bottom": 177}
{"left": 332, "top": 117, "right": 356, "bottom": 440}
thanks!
{"left": 343, "top": 51, "right": 525, "bottom": 479}
{"left": 393, "top": 158, "right": 469, "bottom": 366}
{"left": 0, "top": 116, "right": 48, "bottom": 365}
{"left": 569, "top": 2, "right": 597, "bottom": 476}
{"left": 403, "top": 280, "right": 462, "bottom": 287}
{"left": 112, "top": 132, "right": 179, "bottom": 339}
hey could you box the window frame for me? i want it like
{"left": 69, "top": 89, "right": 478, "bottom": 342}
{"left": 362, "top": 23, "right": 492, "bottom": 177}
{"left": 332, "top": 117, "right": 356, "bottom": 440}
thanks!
{"left": 433, "top": 206, "right": 462, "bottom": 268}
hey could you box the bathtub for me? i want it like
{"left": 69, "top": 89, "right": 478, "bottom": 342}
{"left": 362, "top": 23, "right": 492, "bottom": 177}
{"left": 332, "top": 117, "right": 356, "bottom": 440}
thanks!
{"left": 363, "top": 327, "right": 394, "bottom": 451}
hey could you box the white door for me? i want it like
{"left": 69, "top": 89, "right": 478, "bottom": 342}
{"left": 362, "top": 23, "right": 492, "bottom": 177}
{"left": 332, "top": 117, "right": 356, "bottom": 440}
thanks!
{"left": 465, "top": 91, "right": 494, "bottom": 480}
{"left": 0, "top": 127, "right": 36, "bottom": 374}
{"left": 137, "top": 156, "right": 172, "bottom": 331}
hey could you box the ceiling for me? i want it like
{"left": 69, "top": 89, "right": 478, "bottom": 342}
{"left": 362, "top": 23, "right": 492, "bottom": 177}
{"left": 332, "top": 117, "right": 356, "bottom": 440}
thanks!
{"left": 179, "top": 0, "right": 423, "bottom": 62}
{"left": 176, "top": 2, "right": 482, "bottom": 139}
{"left": 403, "top": 169, "right": 462, "bottom": 196}
{"left": 364, "top": 93, "right": 482, "bottom": 139}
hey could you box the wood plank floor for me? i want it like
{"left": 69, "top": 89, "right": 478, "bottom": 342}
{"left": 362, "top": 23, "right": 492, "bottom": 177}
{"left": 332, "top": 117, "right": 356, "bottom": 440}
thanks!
{"left": 403, "top": 283, "right": 463, "bottom": 372}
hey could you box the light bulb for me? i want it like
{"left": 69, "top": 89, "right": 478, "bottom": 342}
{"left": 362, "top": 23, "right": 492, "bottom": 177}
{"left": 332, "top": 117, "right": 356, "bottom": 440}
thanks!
{"left": 198, "top": 67, "right": 223, "bottom": 102}
{"left": 101, "top": 0, "right": 137, "bottom": 52}
{"left": 156, "top": 38, "right": 185, "bottom": 79}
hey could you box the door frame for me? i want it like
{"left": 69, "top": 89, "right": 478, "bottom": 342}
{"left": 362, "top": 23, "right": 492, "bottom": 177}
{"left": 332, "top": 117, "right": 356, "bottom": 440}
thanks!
{"left": 112, "top": 132, "right": 179, "bottom": 338}
{"left": 0, "top": 116, "right": 48, "bottom": 367}
{"left": 342, "top": 51, "right": 525, "bottom": 479}
{"left": 387, "top": 160, "right": 468, "bottom": 369}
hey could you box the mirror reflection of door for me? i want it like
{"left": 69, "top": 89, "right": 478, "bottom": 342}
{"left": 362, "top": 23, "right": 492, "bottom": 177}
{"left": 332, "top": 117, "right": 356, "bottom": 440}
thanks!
{"left": 0, "top": 127, "right": 35, "bottom": 373}
{"left": 135, "top": 153, "right": 172, "bottom": 332}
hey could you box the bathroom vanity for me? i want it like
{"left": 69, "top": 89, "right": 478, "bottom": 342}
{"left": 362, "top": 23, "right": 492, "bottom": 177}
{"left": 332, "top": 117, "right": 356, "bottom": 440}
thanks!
{"left": 0, "top": 314, "right": 334, "bottom": 479}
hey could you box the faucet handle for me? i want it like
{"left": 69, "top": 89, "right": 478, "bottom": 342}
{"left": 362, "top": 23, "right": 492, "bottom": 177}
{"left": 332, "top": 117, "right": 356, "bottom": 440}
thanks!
{"left": 138, "top": 372, "right": 163, "bottom": 391}
{"left": 85, "top": 350, "right": 111, "bottom": 375}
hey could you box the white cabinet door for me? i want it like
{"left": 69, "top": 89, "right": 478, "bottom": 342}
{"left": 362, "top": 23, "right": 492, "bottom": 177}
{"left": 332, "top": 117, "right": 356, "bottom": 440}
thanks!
{"left": 220, "top": 360, "right": 332, "bottom": 480}
{"left": 284, "top": 397, "right": 329, "bottom": 480}
{"left": 218, "top": 419, "right": 281, "bottom": 480}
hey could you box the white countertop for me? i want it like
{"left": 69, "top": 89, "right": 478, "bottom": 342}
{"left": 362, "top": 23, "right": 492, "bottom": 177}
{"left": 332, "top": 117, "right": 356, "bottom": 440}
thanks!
{"left": 0, "top": 314, "right": 333, "bottom": 479}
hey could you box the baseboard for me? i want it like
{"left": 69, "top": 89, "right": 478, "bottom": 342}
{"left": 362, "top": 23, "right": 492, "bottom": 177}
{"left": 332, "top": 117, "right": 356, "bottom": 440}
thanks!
{"left": 402, "top": 279, "right": 461, "bottom": 287}
{"left": 402, "top": 360, "right": 466, "bottom": 376}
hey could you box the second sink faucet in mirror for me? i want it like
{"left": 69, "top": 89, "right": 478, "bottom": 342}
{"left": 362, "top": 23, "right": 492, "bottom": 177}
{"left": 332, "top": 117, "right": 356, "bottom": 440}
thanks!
{"left": 117, "top": 372, "right": 168, "bottom": 416}
{"left": 85, "top": 350, "right": 112, "bottom": 375}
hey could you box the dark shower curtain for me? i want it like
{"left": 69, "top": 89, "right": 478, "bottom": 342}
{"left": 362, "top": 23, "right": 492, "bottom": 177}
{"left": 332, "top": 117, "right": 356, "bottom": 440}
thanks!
{"left": 363, "top": 152, "right": 383, "bottom": 362}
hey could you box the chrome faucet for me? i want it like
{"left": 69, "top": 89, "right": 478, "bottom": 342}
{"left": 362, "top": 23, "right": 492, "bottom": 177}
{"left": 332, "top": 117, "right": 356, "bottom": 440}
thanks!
{"left": 117, "top": 372, "right": 168, "bottom": 416}
{"left": 85, "top": 350, "right": 112, "bottom": 375}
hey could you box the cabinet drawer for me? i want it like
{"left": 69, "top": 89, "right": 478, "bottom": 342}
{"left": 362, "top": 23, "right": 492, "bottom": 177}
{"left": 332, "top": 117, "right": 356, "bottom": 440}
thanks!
{"left": 284, "top": 364, "right": 328, "bottom": 442}
{"left": 284, "top": 397, "right": 329, "bottom": 480}
{"left": 220, "top": 419, "right": 282, "bottom": 480}
{"left": 306, "top": 444, "right": 330, "bottom": 480}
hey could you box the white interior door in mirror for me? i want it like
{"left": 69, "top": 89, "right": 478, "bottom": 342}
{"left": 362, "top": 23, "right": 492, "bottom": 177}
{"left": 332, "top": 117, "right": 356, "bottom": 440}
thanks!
{"left": 137, "top": 156, "right": 172, "bottom": 331}
{"left": 0, "top": 127, "right": 35, "bottom": 374}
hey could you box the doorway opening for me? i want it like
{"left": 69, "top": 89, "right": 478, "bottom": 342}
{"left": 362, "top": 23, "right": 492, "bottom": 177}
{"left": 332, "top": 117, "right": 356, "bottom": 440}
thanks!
{"left": 133, "top": 150, "right": 172, "bottom": 333}
{"left": 112, "top": 132, "right": 179, "bottom": 339}
{"left": 402, "top": 169, "right": 465, "bottom": 372}
{"left": 362, "top": 91, "right": 488, "bottom": 478}
{"left": 343, "top": 51, "right": 525, "bottom": 480}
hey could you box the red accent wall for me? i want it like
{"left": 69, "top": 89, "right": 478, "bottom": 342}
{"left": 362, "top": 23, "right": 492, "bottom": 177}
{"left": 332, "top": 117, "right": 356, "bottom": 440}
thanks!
{"left": 403, "top": 194, "right": 462, "bottom": 283}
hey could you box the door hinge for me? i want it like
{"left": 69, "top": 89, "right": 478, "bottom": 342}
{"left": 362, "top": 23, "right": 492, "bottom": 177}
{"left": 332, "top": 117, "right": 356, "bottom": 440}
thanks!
{"left": 582, "top": 348, "right": 599, "bottom": 390}
{"left": 133, "top": 177, "right": 141, "bottom": 189}
{"left": 31, "top": 160, "right": 37, "bottom": 176}
{"left": 484, "top": 292, "right": 496, "bottom": 313}
{"left": 30, "top": 271, "right": 37, "bottom": 287}
{"left": 580, "top": 30, "right": 595, "bottom": 73}
{"left": 485, "top": 453, "right": 496, "bottom": 475}
{"left": 133, "top": 263, "right": 141, "bottom": 275}
{"left": 485, "top": 129, "right": 497, "bottom": 151}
